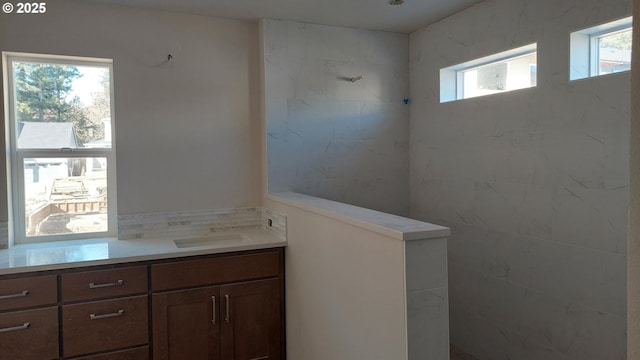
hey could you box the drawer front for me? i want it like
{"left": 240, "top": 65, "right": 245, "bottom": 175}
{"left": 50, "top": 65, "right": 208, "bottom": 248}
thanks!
{"left": 0, "top": 307, "right": 59, "bottom": 360}
{"left": 63, "top": 296, "right": 148, "bottom": 357}
{"left": 62, "top": 266, "right": 148, "bottom": 302}
{"left": 151, "top": 251, "right": 282, "bottom": 292}
{"left": 0, "top": 275, "right": 57, "bottom": 311}
{"left": 71, "top": 346, "right": 149, "bottom": 360}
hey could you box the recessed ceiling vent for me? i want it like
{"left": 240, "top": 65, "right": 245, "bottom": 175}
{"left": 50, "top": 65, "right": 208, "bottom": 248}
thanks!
{"left": 388, "top": 0, "right": 404, "bottom": 5}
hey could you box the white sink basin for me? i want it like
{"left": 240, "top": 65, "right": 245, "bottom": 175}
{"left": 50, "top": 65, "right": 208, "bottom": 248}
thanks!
{"left": 174, "top": 233, "right": 249, "bottom": 248}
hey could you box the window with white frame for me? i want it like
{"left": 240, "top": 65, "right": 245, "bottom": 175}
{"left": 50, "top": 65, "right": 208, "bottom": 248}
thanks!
{"left": 440, "top": 43, "right": 537, "bottom": 103}
{"left": 570, "top": 16, "right": 632, "bottom": 80}
{"left": 3, "top": 53, "right": 117, "bottom": 243}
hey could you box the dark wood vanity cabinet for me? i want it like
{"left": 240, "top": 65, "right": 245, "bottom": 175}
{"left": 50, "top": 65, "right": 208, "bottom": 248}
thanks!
{"left": 219, "top": 278, "right": 281, "bottom": 360}
{"left": 150, "top": 250, "right": 284, "bottom": 360}
{"left": 0, "top": 248, "right": 284, "bottom": 360}
{"left": 72, "top": 347, "right": 150, "bottom": 360}
{"left": 0, "top": 306, "right": 59, "bottom": 360}
{"left": 62, "top": 296, "right": 149, "bottom": 357}
{"left": 61, "top": 266, "right": 150, "bottom": 359}
{"left": 152, "top": 286, "right": 221, "bottom": 360}
{"left": 0, "top": 275, "right": 59, "bottom": 360}
{"left": 151, "top": 280, "right": 281, "bottom": 360}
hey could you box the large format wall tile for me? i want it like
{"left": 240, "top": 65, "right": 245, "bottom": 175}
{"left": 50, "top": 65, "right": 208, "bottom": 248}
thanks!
{"left": 409, "top": 0, "right": 630, "bottom": 359}
{"left": 0, "top": 222, "right": 6, "bottom": 249}
{"left": 405, "top": 237, "right": 450, "bottom": 360}
{"left": 407, "top": 286, "right": 450, "bottom": 360}
{"left": 264, "top": 20, "right": 410, "bottom": 216}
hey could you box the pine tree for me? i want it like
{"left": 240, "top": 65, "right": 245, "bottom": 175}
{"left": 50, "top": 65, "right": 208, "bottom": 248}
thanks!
{"left": 13, "top": 62, "right": 96, "bottom": 145}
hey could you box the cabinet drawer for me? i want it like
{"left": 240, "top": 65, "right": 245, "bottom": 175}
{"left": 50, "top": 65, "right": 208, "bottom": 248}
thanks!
{"left": 72, "top": 346, "right": 149, "bottom": 360}
{"left": 62, "top": 296, "right": 148, "bottom": 357}
{"left": 0, "top": 275, "right": 57, "bottom": 311}
{"left": 62, "top": 266, "right": 148, "bottom": 302}
{"left": 0, "top": 307, "right": 59, "bottom": 360}
{"left": 151, "top": 251, "right": 281, "bottom": 292}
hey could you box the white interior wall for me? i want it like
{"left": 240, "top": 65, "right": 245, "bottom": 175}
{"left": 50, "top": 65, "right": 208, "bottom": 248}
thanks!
{"left": 628, "top": 0, "right": 639, "bottom": 357}
{"left": 264, "top": 196, "right": 408, "bottom": 360}
{"left": 262, "top": 19, "right": 410, "bottom": 216}
{"left": 409, "top": 0, "right": 630, "bottom": 359}
{"left": 0, "top": 0, "right": 262, "bottom": 221}
{"left": 0, "top": 69, "right": 6, "bottom": 231}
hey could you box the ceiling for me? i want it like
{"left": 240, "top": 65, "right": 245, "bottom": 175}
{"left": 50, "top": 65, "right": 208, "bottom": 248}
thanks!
{"left": 83, "top": 0, "right": 484, "bottom": 33}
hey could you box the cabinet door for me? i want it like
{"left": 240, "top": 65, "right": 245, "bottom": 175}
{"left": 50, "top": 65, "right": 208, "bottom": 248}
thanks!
{"left": 71, "top": 346, "right": 149, "bottom": 360}
{"left": 0, "top": 307, "right": 59, "bottom": 360}
{"left": 61, "top": 266, "right": 148, "bottom": 303}
{"left": 220, "top": 279, "right": 282, "bottom": 360}
{"left": 0, "top": 276, "right": 57, "bottom": 311}
{"left": 62, "top": 295, "right": 149, "bottom": 357}
{"left": 152, "top": 286, "right": 220, "bottom": 360}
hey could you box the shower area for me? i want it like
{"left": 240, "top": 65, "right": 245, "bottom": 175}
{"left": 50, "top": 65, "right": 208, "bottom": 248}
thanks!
{"left": 263, "top": 0, "right": 630, "bottom": 358}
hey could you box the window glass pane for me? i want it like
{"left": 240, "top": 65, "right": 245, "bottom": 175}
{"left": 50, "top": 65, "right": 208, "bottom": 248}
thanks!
{"left": 13, "top": 61, "right": 112, "bottom": 149}
{"left": 598, "top": 28, "right": 633, "bottom": 75}
{"left": 462, "top": 52, "right": 537, "bottom": 99}
{"left": 24, "top": 157, "right": 108, "bottom": 237}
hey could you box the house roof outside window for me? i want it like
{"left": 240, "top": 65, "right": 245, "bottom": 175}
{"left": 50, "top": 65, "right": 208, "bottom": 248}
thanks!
{"left": 17, "top": 122, "right": 79, "bottom": 149}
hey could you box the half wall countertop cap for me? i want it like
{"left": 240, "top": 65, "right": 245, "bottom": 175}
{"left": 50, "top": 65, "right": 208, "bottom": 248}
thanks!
{"left": 267, "top": 192, "right": 451, "bottom": 241}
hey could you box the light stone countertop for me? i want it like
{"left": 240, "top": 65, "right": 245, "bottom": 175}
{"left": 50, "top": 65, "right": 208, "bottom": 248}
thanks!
{"left": 267, "top": 192, "right": 450, "bottom": 241}
{"left": 0, "top": 228, "right": 286, "bottom": 275}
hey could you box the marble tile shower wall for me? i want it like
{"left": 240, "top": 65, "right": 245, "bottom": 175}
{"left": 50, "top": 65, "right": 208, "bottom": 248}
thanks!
{"left": 118, "top": 208, "right": 286, "bottom": 241}
{"left": 0, "top": 222, "right": 7, "bottom": 249}
{"left": 409, "top": 0, "right": 630, "bottom": 359}
{"left": 263, "top": 19, "right": 410, "bottom": 216}
{"left": 405, "top": 237, "right": 450, "bottom": 359}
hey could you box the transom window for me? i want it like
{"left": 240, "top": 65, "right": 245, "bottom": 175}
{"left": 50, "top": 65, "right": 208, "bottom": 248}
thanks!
{"left": 3, "top": 52, "right": 117, "bottom": 243}
{"left": 440, "top": 43, "right": 537, "bottom": 103}
{"left": 570, "top": 16, "right": 633, "bottom": 80}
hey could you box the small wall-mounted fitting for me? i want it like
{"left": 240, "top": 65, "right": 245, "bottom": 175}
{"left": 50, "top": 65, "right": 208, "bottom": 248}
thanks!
{"left": 349, "top": 75, "right": 363, "bottom": 82}
{"left": 167, "top": 54, "right": 174, "bottom": 67}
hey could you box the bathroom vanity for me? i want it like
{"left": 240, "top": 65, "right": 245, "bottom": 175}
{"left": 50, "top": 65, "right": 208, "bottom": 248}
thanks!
{"left": 0, "top": 233, "right": 285, "bottom": 360}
